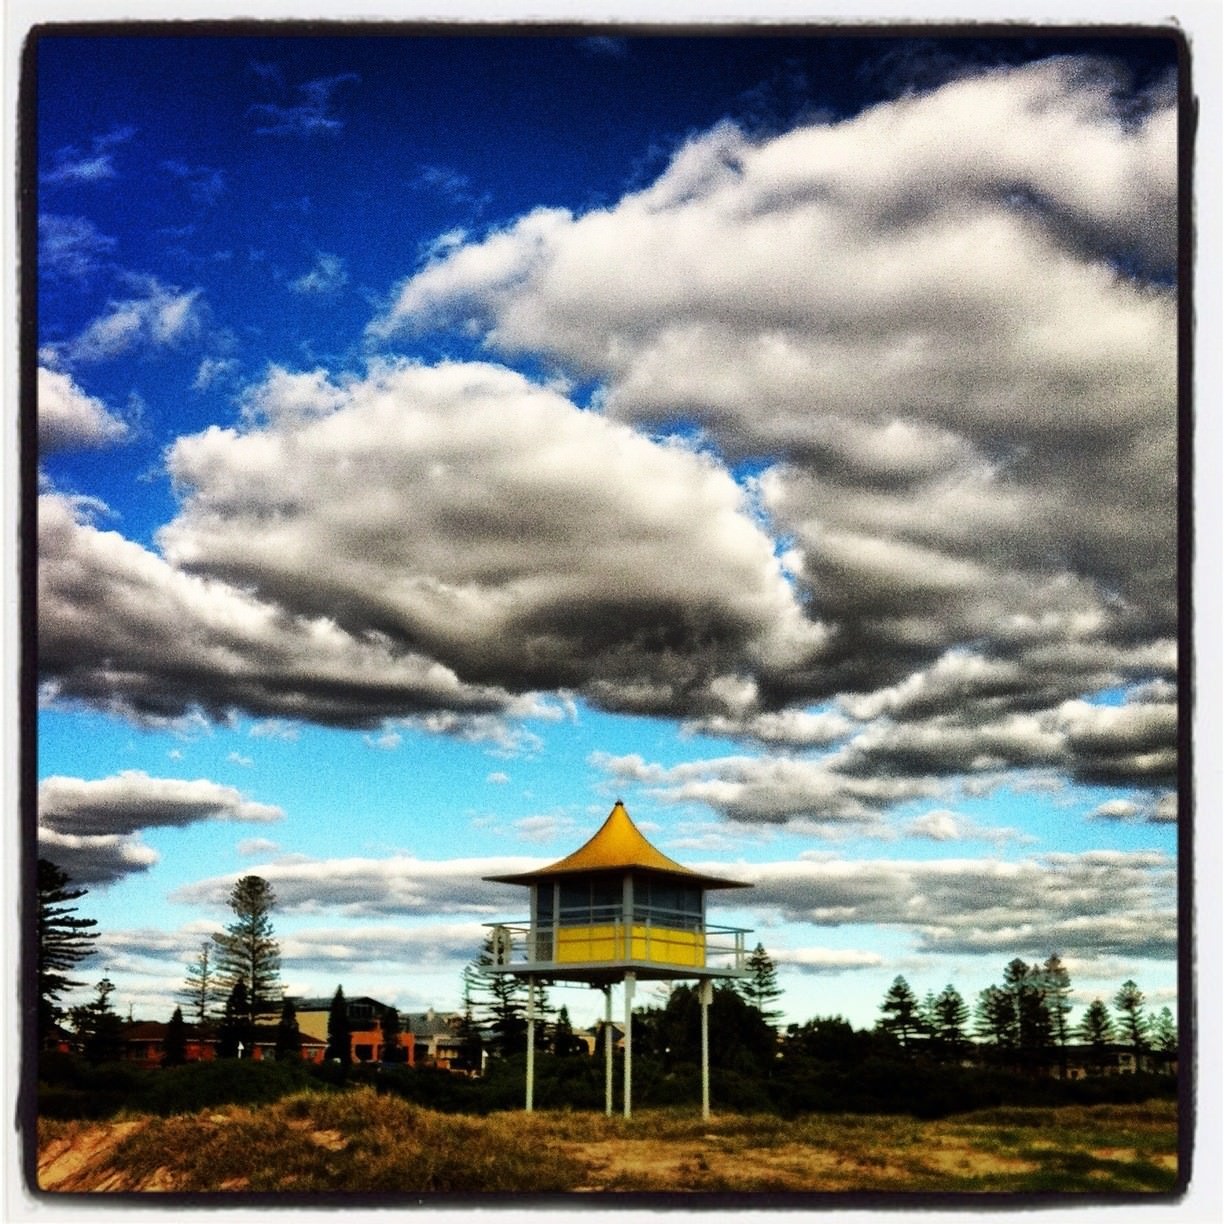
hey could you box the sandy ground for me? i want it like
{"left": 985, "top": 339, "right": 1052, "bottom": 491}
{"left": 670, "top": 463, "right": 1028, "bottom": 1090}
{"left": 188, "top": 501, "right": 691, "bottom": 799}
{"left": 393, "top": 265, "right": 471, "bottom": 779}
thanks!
{"left": 34, "top": 1112, "right": 1178, "bottom": 1195}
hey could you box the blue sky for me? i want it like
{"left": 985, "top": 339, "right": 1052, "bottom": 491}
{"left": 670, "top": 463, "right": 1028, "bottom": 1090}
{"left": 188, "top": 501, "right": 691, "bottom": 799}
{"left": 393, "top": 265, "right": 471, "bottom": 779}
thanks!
{"left": 31, "top": 27, "right": 1182, "bottom": 1033}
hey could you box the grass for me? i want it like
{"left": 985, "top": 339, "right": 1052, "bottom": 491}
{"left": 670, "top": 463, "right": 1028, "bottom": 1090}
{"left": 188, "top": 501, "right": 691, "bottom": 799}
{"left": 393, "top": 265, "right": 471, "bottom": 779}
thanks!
{"left": 37, "top": 1093, "right": 1180, "bottom": 1196}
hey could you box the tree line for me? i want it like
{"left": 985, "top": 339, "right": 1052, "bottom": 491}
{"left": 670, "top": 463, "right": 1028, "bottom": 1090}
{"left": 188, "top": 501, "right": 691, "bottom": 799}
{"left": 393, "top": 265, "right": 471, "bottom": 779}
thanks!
{"left": 38, "top": 859, "right": 1175, "bottom": 1080}
{"left": 875, "top": 956, "right": 1176, "bottom": 1074}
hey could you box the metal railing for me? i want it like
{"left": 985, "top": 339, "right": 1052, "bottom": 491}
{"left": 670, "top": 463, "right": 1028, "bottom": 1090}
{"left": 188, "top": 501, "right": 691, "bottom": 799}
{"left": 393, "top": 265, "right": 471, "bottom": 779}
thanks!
{"left": 483, "top": 919, "right": 750, "bottom": 973}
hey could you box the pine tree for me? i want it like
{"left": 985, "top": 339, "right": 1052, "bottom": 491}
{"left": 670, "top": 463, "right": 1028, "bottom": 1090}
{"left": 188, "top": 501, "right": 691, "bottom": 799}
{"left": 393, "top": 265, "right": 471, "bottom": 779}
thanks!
{"left": 1077, "top": 997, "right": 1115, "bottom": 1070}
{"left": 1113, "top": 979, "right": 1149, "bottom": 1052}
{"left": 878, "top": 975, "right": 924, "bottom": 1049}
{"left": 37, "top": 859, "right": 99, "bottom": 1044}
{"left": 738, "top": 942, "right": 784, "bottom": 1025}
{"left": 1004, "top": 958, "right": 1051, "bottom": 1066}
{"left": 1040, "top": 954, "right": 1073, "bottom": 1076}
{"left": 974, "top": 985, "right": 1018, "bottom": 1051}
{"left": 552, "top": 1003, "right": 578, "bottom": 1056}
{"left": 72, "top": 976, "right": 123, "bottom": 1064}
{"left": 326, "top": 986, "right": 352, "bottom": 1065}
{"left": 180, "top": 939, "right": 223, "bottom": 1028}
{"left": 1149, "top": 1006, "right": 1177, "bottom": 1053}
{"left": 472, "top": 934, "right": 527, "bottom": 1056}
{"left": 454, "top": 966, "right": 484, "bottom": 1073}
{"left": 275, "top": 999, "right": 302, "bottom": 1061}
{"left": 163, "top": 1005, "right": 188, "bottom": 1066}
{"left": 931, "top": 984, "right": 970, "bottom": 1059}
{"left": 212, "top": 876, "right": 282, "bottom": 1029}
{"left": 380, "top": 1005, "right": 403, "bottom": 1063}
{"left": 217, "top": 980, "right": 250, "bottom": 1058}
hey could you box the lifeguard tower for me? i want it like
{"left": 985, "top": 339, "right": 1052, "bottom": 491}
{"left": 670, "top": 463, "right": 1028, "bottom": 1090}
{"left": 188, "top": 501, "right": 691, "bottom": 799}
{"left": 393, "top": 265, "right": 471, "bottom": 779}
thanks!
{"left": 483, "top": 799, "right": 751, "bottom": 1118}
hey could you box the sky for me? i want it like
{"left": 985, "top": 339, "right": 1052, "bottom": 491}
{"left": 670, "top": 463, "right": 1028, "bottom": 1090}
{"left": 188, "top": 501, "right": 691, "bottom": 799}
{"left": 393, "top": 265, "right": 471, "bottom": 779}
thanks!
{"left": 28, "top": 25, "right": 1185, "bottom": 1035}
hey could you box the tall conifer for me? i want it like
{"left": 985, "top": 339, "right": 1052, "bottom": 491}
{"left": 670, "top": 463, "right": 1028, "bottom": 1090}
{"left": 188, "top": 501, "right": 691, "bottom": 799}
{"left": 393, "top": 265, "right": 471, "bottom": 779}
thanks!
{"left": 37, "top": 859, "right": 99, "bottom": 1044}
{"left": 212, "top": 876, "right": 282, "bottom": 1029}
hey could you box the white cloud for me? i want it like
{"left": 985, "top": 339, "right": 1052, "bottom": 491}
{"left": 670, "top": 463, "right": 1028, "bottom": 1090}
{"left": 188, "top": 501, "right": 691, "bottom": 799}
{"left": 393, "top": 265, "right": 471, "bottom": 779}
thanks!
{"left": 591, "top": 749, "right": 939, "bottom": 830}
{"left": 683, "top": 705, "right": 853, "bottom": 748}
{"left": 249, "top": 73, "right": 360, "bottom": 137}
{"left": 170, "top": 853, "right": 550, "bottom": 916}
{"left": 165, "top": 843, "right": 1174, "bottom": 966}
{"left": 38, "top": 214, "right": 116, "bottom": 280}
{"left": 774, "top": 947, "right": 885, "bottom": 973}
{"left": 904, "top": 808, "right": 1025, "bottom": 847}
{"left": 237, "top": 837, "right": 281, "bottom": 857}
{"left": 38, "top": 367, "right": 130, "bottom": 453}
{"left": 290, "top": 252, "right": 347, "bottom": 294}
{"left": 192, "top": 356, "right": 240, "bottom": 392}
{"left": 56, "top": 277, "right": 204, "bottom": 364}
{"left": 737, "top": 849, "right": 1175, "bottom": 960}
{"left": 42, "top": 124, "right": 136, "bottom": 184}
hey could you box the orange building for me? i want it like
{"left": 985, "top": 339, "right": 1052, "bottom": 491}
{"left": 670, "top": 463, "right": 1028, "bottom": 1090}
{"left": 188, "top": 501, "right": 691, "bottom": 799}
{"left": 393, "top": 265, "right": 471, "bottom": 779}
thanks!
{"left": 293, "top": 996, "right": 415, "bottom": 1065}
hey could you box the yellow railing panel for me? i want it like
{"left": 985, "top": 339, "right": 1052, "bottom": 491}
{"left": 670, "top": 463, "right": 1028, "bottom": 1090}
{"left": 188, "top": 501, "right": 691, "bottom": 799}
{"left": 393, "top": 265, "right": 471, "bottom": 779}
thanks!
{"left": 554, "top": 924, "right": 707, "bottom": 967}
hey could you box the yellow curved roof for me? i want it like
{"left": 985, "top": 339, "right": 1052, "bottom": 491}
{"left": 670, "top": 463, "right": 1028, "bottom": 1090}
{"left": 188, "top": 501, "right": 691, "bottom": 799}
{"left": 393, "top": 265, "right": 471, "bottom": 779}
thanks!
{"left": 485, "top": 800, "right": 749, "bottom": 889}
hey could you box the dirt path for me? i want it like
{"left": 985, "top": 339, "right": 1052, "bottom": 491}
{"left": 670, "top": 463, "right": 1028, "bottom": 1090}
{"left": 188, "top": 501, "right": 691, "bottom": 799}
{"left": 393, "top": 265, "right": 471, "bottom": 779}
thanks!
{"left": 38, "top": 1121, "right": 151, "bottom": 1192}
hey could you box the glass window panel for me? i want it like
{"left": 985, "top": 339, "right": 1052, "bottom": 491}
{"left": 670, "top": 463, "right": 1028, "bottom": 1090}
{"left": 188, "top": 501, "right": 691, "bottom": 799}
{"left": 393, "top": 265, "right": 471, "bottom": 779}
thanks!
{"left": 558, "top": 879, "right": 589, "bottom": 926}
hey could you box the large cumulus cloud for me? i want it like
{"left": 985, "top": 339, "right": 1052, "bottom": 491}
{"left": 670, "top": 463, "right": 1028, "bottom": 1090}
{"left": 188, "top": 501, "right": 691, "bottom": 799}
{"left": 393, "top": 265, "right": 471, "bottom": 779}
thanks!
{"left": 372, "top": 56, "right": 1177, "bottom": 709}
{"left": 156, "top": 359, "right": 822, "bottom": 717}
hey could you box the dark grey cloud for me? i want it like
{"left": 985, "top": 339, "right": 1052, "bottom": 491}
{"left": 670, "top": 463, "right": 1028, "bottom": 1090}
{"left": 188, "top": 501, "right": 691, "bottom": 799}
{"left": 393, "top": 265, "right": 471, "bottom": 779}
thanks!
{"left": 37, "top": 770, "right": 284, "bottom": 887}
{"left": 38, "top": 491, "right": 522, "bottom": 730}
{"left": 595, "top": 686, "right": 1175, "bottom": 832}
{"left": 39, "top": 770, "right": 283, "bottom": 836}
{"left": 37, "top": 827, "right": 158, "bottom": 886}
{"left": 834, "top": 694, "right": 1177, "bottom": 788}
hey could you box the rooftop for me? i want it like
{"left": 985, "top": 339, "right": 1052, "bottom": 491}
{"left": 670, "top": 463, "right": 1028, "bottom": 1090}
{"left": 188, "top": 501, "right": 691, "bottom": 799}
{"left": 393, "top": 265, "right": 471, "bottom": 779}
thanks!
{"left": 484, "top": 799, "right": 750, "bottom": 889}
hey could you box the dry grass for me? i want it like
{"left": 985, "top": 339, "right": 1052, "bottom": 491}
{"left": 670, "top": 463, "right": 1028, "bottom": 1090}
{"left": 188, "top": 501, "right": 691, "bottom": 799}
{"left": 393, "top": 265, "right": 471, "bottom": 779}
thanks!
{"left": 36, "top": 1093, "right": 1180, "bottom": 1196}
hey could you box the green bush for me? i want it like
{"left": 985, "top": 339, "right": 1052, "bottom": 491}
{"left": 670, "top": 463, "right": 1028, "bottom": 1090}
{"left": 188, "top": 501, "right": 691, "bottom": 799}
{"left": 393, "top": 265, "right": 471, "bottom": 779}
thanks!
{"left": 37, "top": 1052, "right": 148, "bottom": 1119}
{"left": 37, "top": 1052, "right": 326, "bottom": 1120}
{"left": 140, "top": 1057, "right": 321, "bottom": 1115}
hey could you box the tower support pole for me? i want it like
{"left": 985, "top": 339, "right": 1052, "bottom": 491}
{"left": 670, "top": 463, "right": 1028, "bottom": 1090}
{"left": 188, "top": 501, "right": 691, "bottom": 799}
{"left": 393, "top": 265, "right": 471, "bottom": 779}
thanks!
{"left": 623, "top": 971, "right": 635, "bottom": 1119}
{"left": 603, "top": 984, "right": 613, "bottom": 1116}
{"left": 525, "top": 975, "right": 536, "bottom": 1113}
{"left": 699, "top": 978, "right": 713, "bottom": 1121}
